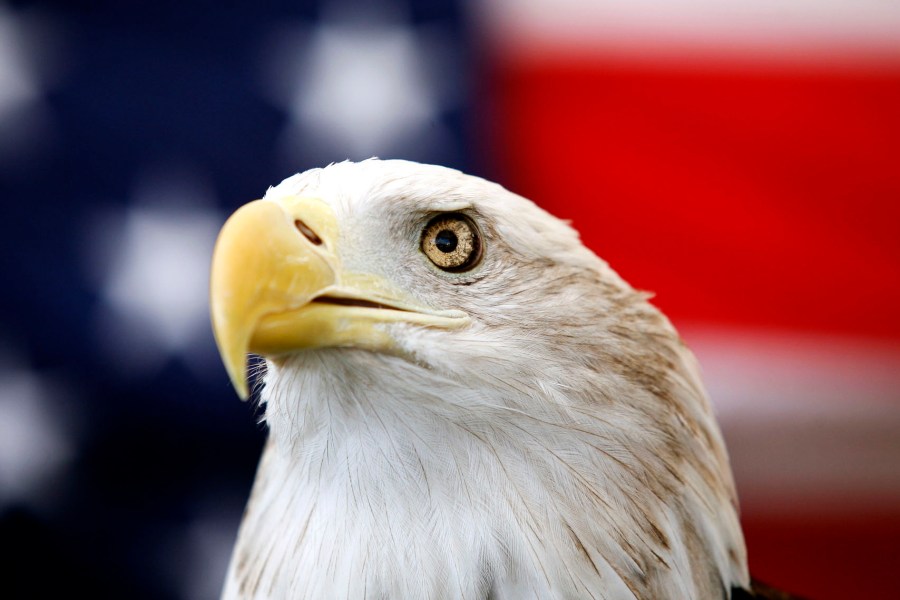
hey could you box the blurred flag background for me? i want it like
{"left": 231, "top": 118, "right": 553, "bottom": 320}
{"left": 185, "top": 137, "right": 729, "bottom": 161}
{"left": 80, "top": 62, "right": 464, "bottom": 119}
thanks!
{"left": 1, "top": 1, "right": 898, "bottom": 598}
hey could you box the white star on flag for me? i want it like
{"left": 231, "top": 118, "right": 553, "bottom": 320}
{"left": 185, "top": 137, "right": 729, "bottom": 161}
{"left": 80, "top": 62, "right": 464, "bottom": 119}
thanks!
{"left": 0, "top": 4, "right": 62, "bottom": 167}
{"left": 85, "top": 170, "right": 223, "bottom": 376}
{"left": 0, "top": 348, "right": 75, "bottom": 510}
{"left": 262, "top": 2, "right": 459, "bottom": 163}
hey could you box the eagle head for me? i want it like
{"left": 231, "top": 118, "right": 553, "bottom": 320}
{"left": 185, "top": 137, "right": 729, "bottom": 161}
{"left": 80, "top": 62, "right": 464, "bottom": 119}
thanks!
{"left": 210, "top": 159, "right": 748, "bottom": 599}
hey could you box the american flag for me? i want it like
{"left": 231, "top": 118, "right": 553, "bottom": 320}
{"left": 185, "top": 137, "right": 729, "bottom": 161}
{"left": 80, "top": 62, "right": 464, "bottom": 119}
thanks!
{"left": 1, "top": 1, "right": 897, "bottom": 598}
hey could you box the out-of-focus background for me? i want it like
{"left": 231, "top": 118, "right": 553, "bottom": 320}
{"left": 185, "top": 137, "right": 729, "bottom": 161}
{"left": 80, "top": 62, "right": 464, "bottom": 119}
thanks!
{"left": 1, "top": 0, "right": 898, "bottom": 598}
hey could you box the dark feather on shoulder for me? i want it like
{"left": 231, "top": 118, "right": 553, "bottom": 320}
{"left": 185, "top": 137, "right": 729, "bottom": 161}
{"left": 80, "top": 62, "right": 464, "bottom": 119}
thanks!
{"left": 731, "top": 578, "right": 808, "bottom": 600}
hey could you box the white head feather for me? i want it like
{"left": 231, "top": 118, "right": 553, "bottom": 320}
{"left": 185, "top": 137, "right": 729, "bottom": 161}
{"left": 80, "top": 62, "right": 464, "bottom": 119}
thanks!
{"left": 221, "top": 159, "right": 748, "bottom": 599}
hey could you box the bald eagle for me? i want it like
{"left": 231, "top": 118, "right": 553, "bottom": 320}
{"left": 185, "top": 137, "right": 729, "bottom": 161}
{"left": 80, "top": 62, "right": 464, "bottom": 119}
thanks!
{"left": 210, "top": 159, "right": 789, "bottom": 599}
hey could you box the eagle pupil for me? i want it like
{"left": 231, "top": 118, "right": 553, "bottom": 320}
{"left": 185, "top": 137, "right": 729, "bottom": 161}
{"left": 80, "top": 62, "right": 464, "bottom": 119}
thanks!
{"left": 435, "top": 230, "right": 458, "bottom": 253}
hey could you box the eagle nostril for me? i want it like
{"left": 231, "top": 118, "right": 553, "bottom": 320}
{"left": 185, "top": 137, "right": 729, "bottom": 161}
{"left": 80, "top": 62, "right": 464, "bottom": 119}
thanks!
{"left": 294, "top": 219, "right": 323, "bottom": 245}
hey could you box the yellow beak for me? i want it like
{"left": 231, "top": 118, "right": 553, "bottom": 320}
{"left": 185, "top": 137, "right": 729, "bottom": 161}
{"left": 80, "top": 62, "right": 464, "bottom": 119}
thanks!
{"left": 209, "top": 197, "right": 468, "bottom": 399}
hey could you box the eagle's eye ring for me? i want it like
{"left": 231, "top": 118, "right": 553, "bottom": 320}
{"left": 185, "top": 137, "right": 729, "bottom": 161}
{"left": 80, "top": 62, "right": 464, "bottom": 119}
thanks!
{"left": 421, "top": 213, "right": 482, "bottom": 272}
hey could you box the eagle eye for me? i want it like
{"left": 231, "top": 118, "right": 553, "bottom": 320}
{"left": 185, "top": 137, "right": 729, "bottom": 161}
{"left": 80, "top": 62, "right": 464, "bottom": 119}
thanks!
{"left": 420, "top": 213, "right": 482, "bottom": 272}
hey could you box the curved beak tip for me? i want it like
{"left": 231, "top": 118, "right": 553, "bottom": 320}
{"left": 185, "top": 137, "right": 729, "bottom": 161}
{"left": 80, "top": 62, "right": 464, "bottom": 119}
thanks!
{"left": 234, "top": 379, "right": 250, "bottom": 401}
{"left": 214, "top": 326, "right": 251, "bottom": 400}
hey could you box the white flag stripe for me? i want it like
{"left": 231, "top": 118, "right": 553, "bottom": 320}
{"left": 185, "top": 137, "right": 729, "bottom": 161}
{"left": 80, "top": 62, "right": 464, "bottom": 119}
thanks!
{"left": 480, "top": 0, "right": 900, "bottom": 62}
{"left": 685, "top": 326, "right": 900, "bottom": 511}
